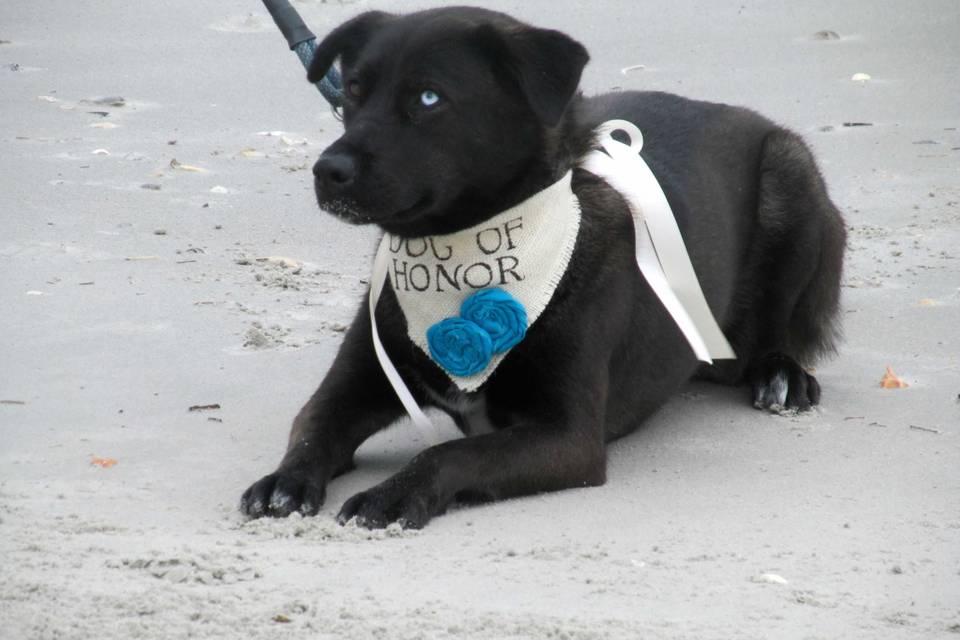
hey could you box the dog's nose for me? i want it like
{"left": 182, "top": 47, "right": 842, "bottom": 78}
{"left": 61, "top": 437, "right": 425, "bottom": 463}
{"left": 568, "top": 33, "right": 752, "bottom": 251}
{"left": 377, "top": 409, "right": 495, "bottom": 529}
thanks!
{"left": 313, "top": 153, "right": 356, "bottom": 189}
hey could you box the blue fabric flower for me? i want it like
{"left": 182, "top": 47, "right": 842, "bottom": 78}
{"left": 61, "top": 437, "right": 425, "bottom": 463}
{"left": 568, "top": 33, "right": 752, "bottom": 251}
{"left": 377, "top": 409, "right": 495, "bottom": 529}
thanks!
{"left": 460, "top": 288, "right": 528, "bottom": 353}
{"left": 426, "top": 317, "right": 493, "bottom": 377}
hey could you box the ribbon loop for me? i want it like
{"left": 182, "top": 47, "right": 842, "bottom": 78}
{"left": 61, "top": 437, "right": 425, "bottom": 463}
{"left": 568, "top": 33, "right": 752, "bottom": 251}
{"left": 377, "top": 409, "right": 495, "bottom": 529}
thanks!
{"left": 594, "top": 119, "right": 645, "bottom": 153}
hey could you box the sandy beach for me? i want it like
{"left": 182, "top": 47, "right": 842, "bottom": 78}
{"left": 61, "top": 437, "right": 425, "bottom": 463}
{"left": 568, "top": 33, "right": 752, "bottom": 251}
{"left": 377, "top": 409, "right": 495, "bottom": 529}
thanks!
{"left": 1, "top": 1, "right": 958, "bottom": 638}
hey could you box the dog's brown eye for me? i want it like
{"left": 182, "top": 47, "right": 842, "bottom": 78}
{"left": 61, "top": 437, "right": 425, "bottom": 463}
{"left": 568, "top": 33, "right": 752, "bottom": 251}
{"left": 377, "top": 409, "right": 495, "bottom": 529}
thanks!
{"left": 347, "top": 81, "right": 362, "bottom": 98}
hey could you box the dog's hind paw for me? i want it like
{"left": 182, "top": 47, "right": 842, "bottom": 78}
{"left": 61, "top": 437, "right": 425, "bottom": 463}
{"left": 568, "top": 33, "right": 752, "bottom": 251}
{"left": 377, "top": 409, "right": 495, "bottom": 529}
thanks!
{"left": 748, "top": 352, "right": 821, "bottom": 412}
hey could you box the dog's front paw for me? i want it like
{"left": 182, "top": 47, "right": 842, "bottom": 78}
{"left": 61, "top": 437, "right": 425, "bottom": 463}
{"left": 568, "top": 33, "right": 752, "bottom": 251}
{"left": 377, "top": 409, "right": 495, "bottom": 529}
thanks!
{"left": 748, "top": 352, "right": 821, "bottom": 412}
{"left": 240, "top": 470, "right": 326, "bottom": 519}
{"left": 337, "top": 473, "right": 441, "bottom": 530}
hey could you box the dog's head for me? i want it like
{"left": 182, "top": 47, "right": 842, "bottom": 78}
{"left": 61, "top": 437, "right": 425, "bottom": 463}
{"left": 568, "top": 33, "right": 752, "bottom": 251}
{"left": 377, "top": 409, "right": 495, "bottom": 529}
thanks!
{"left": 307, "top": 8, "right": 588, "bottom": 237}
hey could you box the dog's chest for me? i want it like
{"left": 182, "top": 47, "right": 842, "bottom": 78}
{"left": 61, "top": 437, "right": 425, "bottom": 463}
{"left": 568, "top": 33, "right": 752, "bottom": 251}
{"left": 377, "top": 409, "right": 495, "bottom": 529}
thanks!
{"left": 423, "top": 386, "right": 496, "bottom": 436}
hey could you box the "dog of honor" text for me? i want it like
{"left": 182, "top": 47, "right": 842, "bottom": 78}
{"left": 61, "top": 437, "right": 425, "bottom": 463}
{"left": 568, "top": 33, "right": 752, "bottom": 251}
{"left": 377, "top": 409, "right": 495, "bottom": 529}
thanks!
{"left": 387, "top": 216, "right": 525, "bottom": 292}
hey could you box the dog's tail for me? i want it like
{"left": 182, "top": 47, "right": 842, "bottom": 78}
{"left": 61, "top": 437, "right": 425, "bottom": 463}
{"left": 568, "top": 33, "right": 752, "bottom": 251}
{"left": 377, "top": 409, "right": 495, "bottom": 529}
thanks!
{"left": 756, "top": 129, "right": 847, "bottom": 364}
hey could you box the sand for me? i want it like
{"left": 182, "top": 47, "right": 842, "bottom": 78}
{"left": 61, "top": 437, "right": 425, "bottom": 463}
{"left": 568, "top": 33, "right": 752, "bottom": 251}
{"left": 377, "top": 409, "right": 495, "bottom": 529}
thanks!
{"left": 1, "top": 1, "right": 958, "bottom": 638}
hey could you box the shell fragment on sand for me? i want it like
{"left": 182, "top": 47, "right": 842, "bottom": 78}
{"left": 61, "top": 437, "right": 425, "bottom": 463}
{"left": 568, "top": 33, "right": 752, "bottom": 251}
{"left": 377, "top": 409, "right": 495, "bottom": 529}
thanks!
{"left": 169, "top": 159, "right": 206, "bottom": 172}
{"left": 880, "top": 365, "right": 909, "bottom": 389}
{"left": 82, "top": 96, "right": 126, "bottom": 107}
{"left": 813, "top": 30, "right": 841, "bottom": 41}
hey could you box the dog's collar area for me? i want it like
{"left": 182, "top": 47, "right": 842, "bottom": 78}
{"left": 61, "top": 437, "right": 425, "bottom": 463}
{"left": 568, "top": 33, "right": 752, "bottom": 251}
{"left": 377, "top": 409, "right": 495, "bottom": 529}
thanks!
{"left": 372, "top": 170, "right": 582, "bottom": 390}
{"left": 367, "top": 120, "right": 735, "bottom": 442}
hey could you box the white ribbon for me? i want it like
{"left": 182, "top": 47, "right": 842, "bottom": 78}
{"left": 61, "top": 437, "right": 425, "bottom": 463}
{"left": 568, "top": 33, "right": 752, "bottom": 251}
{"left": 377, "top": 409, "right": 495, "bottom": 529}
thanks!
{"left": 367, "top": 119, "right": 735, "bottom": 442}
{"left": 580, "top": 120, "right": 736, "bottom": 363}
{"left": 369, "top": 239, "right": 440, "bottom": 443}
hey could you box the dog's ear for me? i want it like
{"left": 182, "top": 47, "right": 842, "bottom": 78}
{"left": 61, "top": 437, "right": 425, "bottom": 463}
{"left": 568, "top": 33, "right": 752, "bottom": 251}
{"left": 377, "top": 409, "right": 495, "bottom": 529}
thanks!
{"left": 307, "top": 11, "right": 391, "bottom": 83}
{"left": 476, "top": 24, "right": 589, "bottom": 126}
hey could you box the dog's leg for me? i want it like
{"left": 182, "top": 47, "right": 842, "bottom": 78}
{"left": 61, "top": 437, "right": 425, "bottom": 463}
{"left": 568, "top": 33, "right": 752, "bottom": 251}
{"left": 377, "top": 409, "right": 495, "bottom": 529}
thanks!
{"left": 715, "top": 129, "right": 846, "bottom": 411}
{"left": 337, "top": 421, "right": 607, "bottom": 529}
{"left": 240, "top": 303, "right": 406, "bottom": 518}
{"left": 336, "top": 364, "right": 609, "bottom": 529}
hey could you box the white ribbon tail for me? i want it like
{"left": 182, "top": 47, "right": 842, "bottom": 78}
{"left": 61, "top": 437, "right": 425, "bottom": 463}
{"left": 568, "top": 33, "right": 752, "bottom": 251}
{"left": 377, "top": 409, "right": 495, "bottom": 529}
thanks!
{"left": 369, "top": 240, "right": 441, "bottom": 444}
{"left": 634, "top": 217, "right": 714, "bottom": 362}
{"left": 583, "top": 120, "right": 736, "bottom": 362}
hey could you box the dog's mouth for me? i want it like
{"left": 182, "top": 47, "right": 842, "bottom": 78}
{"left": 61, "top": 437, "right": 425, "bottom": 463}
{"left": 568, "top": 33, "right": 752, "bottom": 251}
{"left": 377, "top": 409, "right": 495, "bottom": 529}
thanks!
{"left": 381, "top": 193, "right": 434, "bottom": 230}
{"left": 317, "top": 197, "right": 375, "bottom": 224}
{"left": 318, "top": 191, "right": 435, "bottom": 232}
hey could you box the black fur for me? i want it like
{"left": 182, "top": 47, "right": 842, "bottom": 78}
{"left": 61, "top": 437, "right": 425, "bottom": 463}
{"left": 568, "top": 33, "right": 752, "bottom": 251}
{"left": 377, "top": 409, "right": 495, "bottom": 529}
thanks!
{"left": 240, "top": 7, "right": 846, "bottom": 528}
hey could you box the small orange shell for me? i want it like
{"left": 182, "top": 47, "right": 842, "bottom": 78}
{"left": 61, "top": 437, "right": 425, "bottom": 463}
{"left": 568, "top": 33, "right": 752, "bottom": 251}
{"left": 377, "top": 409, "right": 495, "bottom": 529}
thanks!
{"left": 90, "top": 456, "right": 118, "bottom": 468}
{"left": 880, "top": 365, "right": 908, "bottom": 389}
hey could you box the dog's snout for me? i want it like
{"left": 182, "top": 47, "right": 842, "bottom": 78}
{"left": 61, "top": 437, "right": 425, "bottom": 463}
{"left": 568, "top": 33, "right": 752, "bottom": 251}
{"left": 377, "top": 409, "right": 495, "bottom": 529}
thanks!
{"left": 313, "top": 153, "right": 357, "bottom": 189}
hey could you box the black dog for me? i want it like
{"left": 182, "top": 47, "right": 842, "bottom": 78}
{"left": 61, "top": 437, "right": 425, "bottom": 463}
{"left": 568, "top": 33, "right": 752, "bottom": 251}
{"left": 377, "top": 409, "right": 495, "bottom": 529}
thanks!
{"left": 240, "top": 7, "right": 845, "bottom": 528}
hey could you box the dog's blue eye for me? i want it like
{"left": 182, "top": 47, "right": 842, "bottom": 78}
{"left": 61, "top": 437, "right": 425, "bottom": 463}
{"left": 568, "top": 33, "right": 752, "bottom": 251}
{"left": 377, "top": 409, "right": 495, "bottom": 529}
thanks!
{"left": 420, "top": 90, "right": 441, "bottom": 107}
